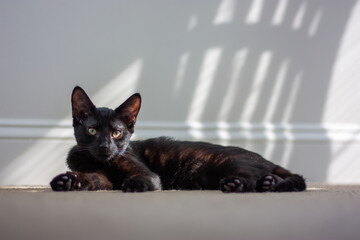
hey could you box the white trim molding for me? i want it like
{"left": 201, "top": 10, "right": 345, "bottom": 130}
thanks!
{"left": 0, "top": 119, "right": 359, "bottom": 142}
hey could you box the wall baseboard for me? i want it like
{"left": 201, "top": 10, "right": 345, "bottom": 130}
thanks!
{"left": 0, "top": 119, "right": 359, "bottom": 142}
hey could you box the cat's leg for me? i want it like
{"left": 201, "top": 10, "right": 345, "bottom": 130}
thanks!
{"left": 50, "top": 171, "right": 113, "bottom": 191}
{"left": 218, "top": 166, "right": 258, "bottom": 193}
{"left": 216, "top": 158, "right": 258, "bottom": 193}
{"left": 113, "top": 157, "right": 162, "bottom": 192}
{"left": 219, "top": 175, "right": 251, "bottom": 193}
{"left": 270, "top": 166, "right": 306, "bottom": 192}
{"left": 255, "top": 174, "right": 284, "bottom": 192}
{"left": 121, "top": 172, "right": 161, "bottom": 192}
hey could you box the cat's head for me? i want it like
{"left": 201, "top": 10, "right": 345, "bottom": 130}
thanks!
{"left": 71, "top": 86, "right": 141, "bottom": 162}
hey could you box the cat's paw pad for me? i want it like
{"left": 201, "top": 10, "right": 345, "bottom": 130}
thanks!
{"left": 256, "top": 175, "right": 277, "bottom": 192}
{"left": 219, "top": 176, "right": 246, "bottom": 193}
{"left": 50, "top": 172, "right": 82, "bottom": 191}
{"left": 122, "top": 177, "right": 154, "bottom": 192}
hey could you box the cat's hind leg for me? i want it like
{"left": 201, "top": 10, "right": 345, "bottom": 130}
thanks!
{"left": 256, "top": 174, "right": 284, "bottom": 192}
{"left": 219, "top": 171, "right": 258, "bottom": 193}
{"left": 219, "top": 176, "right": 248, "bottom": 193}
{"left": 270, "top": 166, "right": 306, "bottom": 192}
{"left": 217, "top": 160, "right": 257, "bottom": 193}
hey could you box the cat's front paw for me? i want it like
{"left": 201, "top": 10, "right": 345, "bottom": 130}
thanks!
{"left": 219, "top": 176, "right": 248, "bottom": 193}
{"left": 50, "top": 172, "right": 82, "bottom": 191}
{"left": 122, "top": 177, "right": 156, "bottom": 192}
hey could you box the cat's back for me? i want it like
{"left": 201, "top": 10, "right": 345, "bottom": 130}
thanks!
{"left": 130, "top": 136, "right": 263, "bottom": 160}
{"left": 130, "top": 137, "right": 277, "bottom": 189}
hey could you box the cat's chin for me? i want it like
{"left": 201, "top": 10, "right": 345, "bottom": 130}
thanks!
{"left": 92, "top": 152, "right": 115, "bottom": 163}
{"left": 88, "top": 144, "right": 128, "bottom": 163}
{"left": 95, "top": 149, "right": 126, "bottom": 163}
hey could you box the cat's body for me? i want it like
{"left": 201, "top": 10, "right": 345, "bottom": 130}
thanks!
{"left": 50, "top": 87, "right": 306, "bottom": 193}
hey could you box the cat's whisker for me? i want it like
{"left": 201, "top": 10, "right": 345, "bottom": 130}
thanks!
{"left": 106, "top": 160, "right": 112, "bottom": 167}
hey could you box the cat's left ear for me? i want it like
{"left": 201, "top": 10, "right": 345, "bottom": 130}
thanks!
{"left": 115, "top": 93, "right": 141, "bottom": 132}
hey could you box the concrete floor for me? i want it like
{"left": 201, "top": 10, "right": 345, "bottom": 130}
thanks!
{"left": 0, "top": 184, "right": 359, "bottom": 240}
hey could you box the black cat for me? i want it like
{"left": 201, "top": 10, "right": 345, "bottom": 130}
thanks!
{"left": 50, "top": 86, "right": 306, "bottom": 193}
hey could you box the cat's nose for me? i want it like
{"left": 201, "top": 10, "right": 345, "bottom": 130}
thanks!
{"left": 99, "top": 147, "right": 111, "bottom": 157}
{"left": 99, "top": 143, "right": 110, "bottom": 153}
{"left": 99, "top": 141, "right": 109, "bottom": 149}
{"left": 99, "top": 146, "right": 108, "bottom": 151}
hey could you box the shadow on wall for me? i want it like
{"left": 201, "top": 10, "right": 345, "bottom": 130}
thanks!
{"left": 0, "top": 0, "right": 358, "bottom": 184}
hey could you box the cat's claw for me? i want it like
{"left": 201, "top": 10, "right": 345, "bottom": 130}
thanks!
{"left": 50, "top": 172, "right": 82, "bottom": 191}
{"left": 219, "top": 176, "right": 247, "bottom": 193}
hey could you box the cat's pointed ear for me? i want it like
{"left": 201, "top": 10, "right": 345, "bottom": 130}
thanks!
{"left": 115, "top": 93, "right": 141, "bottom": 132}
{"left": 71, "top": 86, "right": 96, "bottom": 124}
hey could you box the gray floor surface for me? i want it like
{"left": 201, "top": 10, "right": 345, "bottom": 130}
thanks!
{"left": 1, "top": 184, "right": 359, "bottom": 240}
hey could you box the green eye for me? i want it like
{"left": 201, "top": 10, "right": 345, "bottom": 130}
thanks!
{"left": 88, "top": 128, "right": 97, "bottom": 135}
{"left": 112, "top": 130, "right": 122, "bottom": 138}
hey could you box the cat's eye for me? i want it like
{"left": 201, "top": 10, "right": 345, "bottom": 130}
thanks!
{"left": 88, "top": 128, "right": 97, "bottom": 135}
{"left": 112, "top": 130, "right": 122, "bottom": 138}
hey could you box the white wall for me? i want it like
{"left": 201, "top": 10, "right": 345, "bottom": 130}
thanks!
{"left": 1, "top": 0, "right": 360, "bottom": 185}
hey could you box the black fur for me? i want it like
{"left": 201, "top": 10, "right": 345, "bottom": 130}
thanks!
{"left": 50, "top": 86, "right": 306, "bottom": 193}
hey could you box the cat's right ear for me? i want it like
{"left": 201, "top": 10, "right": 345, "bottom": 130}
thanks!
{"left": 71, "top": 86, "right": 96, "bottom": 124}
{"left": 115, "top": 93, "right": 141, "bottom": 132}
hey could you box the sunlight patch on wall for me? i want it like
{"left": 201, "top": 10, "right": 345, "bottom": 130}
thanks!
{"left": 282, "top": 71, "right": 302, "bottom": 123}
{"left": 246, "top": 0, "right": 264, "bottom": 24}
{"left": 323, "top": 0, "right": 360, "bottom": 123}
{"left": 0, "top": 140, "right": 72, "bottom": 185}
{"left": 263, "top": 141, "right": 276, "bottom": 160}
{"left": 187, "top": 15, "right": 198, "bottom": 31}
{"left": 92, "top": 59, "right": 143, "bottom": 108}
{"left": 188, "top": 121, "right": 205, "bottom": 140}
{"left": 280, "top": 141, "right": 294, "bottom": 167}
{"left": 173, "top": 52, "right": 190, "bottom": 96}
{"left": 323, "top": 1, "right": 360, "bottom": 183}
{"left": 262, "top": 60, "right": 290, "bottom": 160}
{"left": 324, "top": 77, "right": 360, "bottom": 123}
{"left": 272, "top": 0, "right": 288, "bottom": 26}
{"left": 263, "top": 59, "right": 289, "bottom": 123}
{"left": 308, "top": 8, "right": 323, "bottom": 37}
{"left": 216, "top": 126, "right": 231, "bottom": 146}
{"left": 213, "top": 0, "right": 236, "bottom": 25}
{"left": 240, "top": 50, "right": 272, "bottom": 122}
{"left": 218, "top": 48, "right": 248, "bottom": 122}
{"left": 292, "top": 2, "right": 307, "bottom": 30}
{"left": 327, "top": 143, "right": 360, "bottom": 183}
{"left": 187, "top": 47, "right": 222, "bottom": 122}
